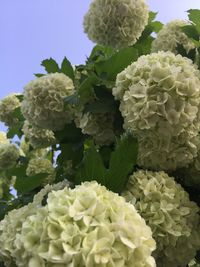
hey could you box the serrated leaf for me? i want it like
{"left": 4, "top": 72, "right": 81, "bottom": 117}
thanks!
{"left": 61, "top": 57, "right": 74, "bottom": 80}
{"left": 151, "top": 21, "right": 163, "bottom": 33}
{"left": 105, "top": 135, "right": 138, "bottom": 193}
{"left": 15, "top": 173, "right": 48, "bottom": 194}
{"left": 41, "top": 58, "right": 60, "bottom": 73}
{"left": 75, "top": 143, "right": 106, "bottom": 185}
{"left": 95, "top": 47, "right": 138, "bottom": 81}
{"left": 148, "top": 11, "right": 157, "bottom": 23}
{"left": 181, "top": 25, "right": 199, "bottom": 41}
{"left": 87, "top": 45, "right": 115, "bottom": 63}
{"left": 188, "top": 9, "right": 200, "bottom": 32}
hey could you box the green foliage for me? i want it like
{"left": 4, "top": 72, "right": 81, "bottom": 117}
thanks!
{"left": 75, "top": 135, "right": 138, "bottom": 193}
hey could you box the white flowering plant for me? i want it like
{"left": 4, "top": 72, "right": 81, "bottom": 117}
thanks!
{"left": 0, "top": 1, "right": 200, "bottom": 266}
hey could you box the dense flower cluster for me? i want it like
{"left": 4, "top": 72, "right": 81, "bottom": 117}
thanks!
{"left": 22, "top": 121, "right": 56, "bottom": 148}
{"left": 0, "top": 94, "right": 21, "bottom": 127}
{"left": 26, "top": 158, "right": 55, "bottom": 184}
{"left": 21, "top": 73, "right": 75, "bottom": 131}
{"left": 0, "top": 182, "right": 68, "bottom": 267}
{"left": 83, "top": 0, "right": 149, "bottom": 49}
{"left": 0, "top": 144, "right": 19, "bottom": 170}
{"left": 123, "top": 170, "right": 200, "bottom": 267}
{"left": 75, "top": 112, "right": 116, "bottom": 146}
{"left": 0, "top": 181, "right": 156, "bottom": 267}
{"left": 151, "top": 20, "right": 195, "bottom": 54}
{"left": 113, "top": 51, "right": 200, "bottom": 170}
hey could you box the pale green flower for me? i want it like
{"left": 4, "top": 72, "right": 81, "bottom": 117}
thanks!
{"left": 0, "top": 144, "right": 19, "bottom": 170}
{"left": 123, "top": 170, "right": 200, "bottom": 267}
{"left": 0, "top": 132, "right": 9, "bottom": 145}
{"left": 113, "top": 51, "right": 200, "bottom": 170}
{"left": 0, "top": 182, "right": 156, "bottom": 267}
{"left": 22, "top": 121, "right": 56, "bottom": 149}
{"left": 21, "top": 73, "right": 75, "bottom": 131}
{"left": 84, "top": 0, "right": 149, "bottom": 49}
{"left": 75, "top": 112, "right": 116, "bottom": 146}
{"left": 152, "top": 20, "right": 195, "bottom": 54}
{"left": 26, "top": 158, "right": 55, "bottom": 185}
{"left": 189, "top": 259, "right": 200, "bottom": 267}
{"left": 0, "top": 182, "right": 68, "bottom": 267}
{"left": 0, "top": 94, "right": 21, "bottom": 127}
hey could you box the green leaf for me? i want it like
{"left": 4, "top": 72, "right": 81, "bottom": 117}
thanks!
{"left": 54, "top": 122, "right": 83, "bottom": 143}
{"left": 87, "top": 45, "right": 115, "bottom": 63}
{"left": 78, "top": 74, "right": 98, "bottom": 104}
{"left": 188, "top": 9, "right": 200, "bottom": 32}
{"left": 41, "top": 58, "right": 60, "bottom": 73}
{"left": 75, "top": 143, "right": 106, "bottom": 185}
{"left": 151, "top": 21, "right": 163, "bottom": 33}
{"left": 148, "top": 11, "right": 157, "bottom": 23}
{"left": 105, "top": 135, "right": 138, "bottom": 193}
{"left": 61, "top": 57, "right": 75, "bottom": 80}
{"left": 84, "top": 98, "right": 116, "bottom": 114}
{"left": 34, "top": 73, "right": 45, "bottom": 78}
{"left": 95, "top": 47, "right": 138, "bottom": 81}
{"left": 181, "top": 25, "right": 199, "bottom": 41}
{"left": 15, "top": 173, "right": 48, "bottom": 194}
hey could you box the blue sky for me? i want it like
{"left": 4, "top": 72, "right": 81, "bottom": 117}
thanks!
{"left": 1, "top": 0, "right": 200, "bottom": 99}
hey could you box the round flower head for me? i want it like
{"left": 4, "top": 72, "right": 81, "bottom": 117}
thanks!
{"left": 26, "top": 158, "right": 55, "bottom": 184}
{"left": 0, "top": 144, "right": 19, "bottom": 170}
{"left": 0, "top": 181, "right": 156, "bottom": 267}
{"left": 152, "top": 20, "right": 195, "bottom": 54}
{"left": 123, "top": 170, "right": 200, "bottom": 267}
{"left": 21, "top": 73, "right": 75, "bottom": 131}
{"left": 0, "top": 132, "right": 9, "bottom": 145}
{"left": 75, "top": 112, "right": 116, "bottom": 146}
{"left": 0, "top": 94, "right": 21, "bottom": 127}
{"left": 113, "top": 51, "right": 200, "bottom": 170}
{"left": 22, "top": 121, "right": 56, "bottom": 149}
{"left": 0, "top": 181, "right": 68, "bottom": 267}
{"left": 84, "top": 0, "right": 149, "bottom": 49}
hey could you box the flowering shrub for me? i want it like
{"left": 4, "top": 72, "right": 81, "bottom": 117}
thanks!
{"left": 21, "top": 73, "right": 75, "bottom": 131}
{"left": 151, "top": 20, "right": 195, "bottom": 54}
{"left": 84, "top": 0, "right": 149, "bottom": 49}
{"left": 0, "top": 2, "right": 200, "bottom": 267}
{"left": 123, "top": 170, "right": 200, "bottom": 267}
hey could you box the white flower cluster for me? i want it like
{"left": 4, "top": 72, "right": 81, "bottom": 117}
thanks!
{"left": 21, "top": 73, "right": 75, "bottom": 131}
{"left": 22, "top": 121, "right": 56, "bottom": 149}
{"left": 0, "top": 181, "right": 156, "bottom": 267}
{"left": 0, "top": 94, "right": 21, "bottom": 127}
{"left": 113, "top": 51, "right": 200, "bottom": 170}
{"left": 0, "top": 143, "right": 19, "bottom": 170}
{"left": 123, "top": 170, "right": 200, "bottom": 267}
{"left": 75, "top": 112, "right": 116, "bottom": 146}
{"left": 26, "top": 158, "right": 55, "bottom": 185}
{"left": 152, "top": 20, "right": 195, "bottom": 54}
{"left": 84, "top": 0, "right": 149, "bottom": 49}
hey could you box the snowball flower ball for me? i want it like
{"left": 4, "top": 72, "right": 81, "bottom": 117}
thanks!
{"left": 26, "top": 158, "right": 55, "bottom": 184}
{"left": 123, "top": 170, "right": 200, "bottom": 267}
{"left": 22, "top": 121, "right": 56, "bottom": 149}
{"left": 113, "top": 51, "right": 200, "bottom": 170}
{"left": 0, "top": 94, "right": 21, "bottom": 127}
{"left": 152, "top": 20, "right": 195, "bottom": 54}
{"left": 75, "top": 112, "right": 116, "bottom": 146}
{"left": 21, "top": 73, "right": 75, "bottom": 131}
{"left": 83, "top": 0, "right": 149, "bottom": 49}
{"left": 0, "top": 144, "right": 19, "bottom": 170}
{"left": 0, "top": 181, "right": 156, "bottom": 267}
{"left": 0, "top": 182, "right": 68, "bottom": 267}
